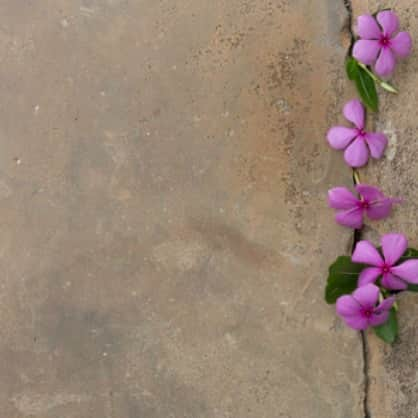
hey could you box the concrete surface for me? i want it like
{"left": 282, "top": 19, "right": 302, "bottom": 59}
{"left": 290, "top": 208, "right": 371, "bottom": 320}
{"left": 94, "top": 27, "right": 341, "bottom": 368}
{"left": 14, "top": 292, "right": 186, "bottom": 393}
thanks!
{"left": 351, "top": 1, "right": 418, "bottom": 417}
{"left": 0, "top": 1, "right": 366, "bottom": 417}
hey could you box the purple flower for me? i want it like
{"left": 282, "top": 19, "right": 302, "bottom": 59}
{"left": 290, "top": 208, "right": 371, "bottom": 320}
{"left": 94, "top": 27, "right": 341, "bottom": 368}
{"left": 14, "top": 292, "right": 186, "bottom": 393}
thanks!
{"left": 327, "top": 99, "right": 388, "bottom": 167}
{"left": 353, "top": 233, "right": 418, "bottom": 290}
{"left": 328, "top": 184, "right": 401, "bottom": 229}
{"left": 353, "top": 11, "right": 412, "bottom": 78}
{"left": 336, "top": 284, "right": 395, "bottom": 330}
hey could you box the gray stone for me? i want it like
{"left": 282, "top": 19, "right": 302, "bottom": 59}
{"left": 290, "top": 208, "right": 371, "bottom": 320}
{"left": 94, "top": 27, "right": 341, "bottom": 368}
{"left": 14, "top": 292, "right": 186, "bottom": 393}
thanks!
{"left": 0, "top": 1, "right": 364, "bottom": 417}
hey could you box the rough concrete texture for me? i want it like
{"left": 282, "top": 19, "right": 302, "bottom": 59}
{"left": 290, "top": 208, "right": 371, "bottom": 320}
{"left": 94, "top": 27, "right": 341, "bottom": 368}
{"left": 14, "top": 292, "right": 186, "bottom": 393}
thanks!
{"left": 351, "top": 1, "right": 418, "bottom": 417}
{"left": 0, "top": 1, "right": 365, "bottom": 417}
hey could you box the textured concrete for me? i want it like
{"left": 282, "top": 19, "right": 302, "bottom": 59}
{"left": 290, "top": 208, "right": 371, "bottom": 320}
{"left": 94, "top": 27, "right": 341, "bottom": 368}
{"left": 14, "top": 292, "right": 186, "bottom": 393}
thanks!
{"left": 0, "top": 1, "right": 364, "bottom": 417}
{"left": 351, "top": 1, "right": 418, "bottom": 417}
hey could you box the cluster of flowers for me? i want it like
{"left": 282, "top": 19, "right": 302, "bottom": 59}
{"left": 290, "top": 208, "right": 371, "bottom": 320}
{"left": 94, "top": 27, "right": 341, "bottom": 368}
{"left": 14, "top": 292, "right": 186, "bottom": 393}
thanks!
{"left": 337, "top": 233, "right": 418, "bottom": 329}
{"left": 326, "top": 10, "right": 414, "bottom": 334}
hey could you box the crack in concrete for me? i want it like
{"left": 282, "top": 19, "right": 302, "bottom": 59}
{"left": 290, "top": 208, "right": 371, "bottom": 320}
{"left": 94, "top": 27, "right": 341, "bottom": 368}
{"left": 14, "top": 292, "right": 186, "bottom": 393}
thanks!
{"left": 342, "top": 1, "right": 371, "bottom": 417}
{"left": 360, "top": 331, "right": 371, "bottom": 418}
{"left": 352, "top": 171, "right": 371, "bottom": 418}
{"left": 343, "top": 0, "right": 355, "bottom": 54}
{"left": 352, "top": 170, "right": 371, "bottom": 418}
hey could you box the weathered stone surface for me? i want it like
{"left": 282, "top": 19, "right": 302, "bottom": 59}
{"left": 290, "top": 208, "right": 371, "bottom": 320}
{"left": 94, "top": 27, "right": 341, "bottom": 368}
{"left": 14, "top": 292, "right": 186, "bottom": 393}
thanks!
{"left": 351, "top": 1, "right": 418, "bottom": 417}
{"left": 0, "top": 1, "right": 363, "bottom": 417}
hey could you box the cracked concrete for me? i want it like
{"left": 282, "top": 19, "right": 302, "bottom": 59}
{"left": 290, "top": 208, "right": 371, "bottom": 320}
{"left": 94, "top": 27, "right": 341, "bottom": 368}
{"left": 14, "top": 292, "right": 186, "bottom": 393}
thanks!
{"left": 342, "top": 2, "right": 371, "bottom": 416}
{"left": 350, "top": 1, "right": 418, "bottom": 417}
{"left": 0, "top": 1, "right": 368, "bottom": 417}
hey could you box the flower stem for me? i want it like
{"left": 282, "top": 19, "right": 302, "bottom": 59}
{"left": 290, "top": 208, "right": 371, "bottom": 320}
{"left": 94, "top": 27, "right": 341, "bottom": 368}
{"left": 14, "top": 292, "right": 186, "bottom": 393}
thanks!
{"left": 357, "top": 62, "right": 398, "bottom": 94}
{"left": 353, "top": 169, "right": 361, "bottom": 185}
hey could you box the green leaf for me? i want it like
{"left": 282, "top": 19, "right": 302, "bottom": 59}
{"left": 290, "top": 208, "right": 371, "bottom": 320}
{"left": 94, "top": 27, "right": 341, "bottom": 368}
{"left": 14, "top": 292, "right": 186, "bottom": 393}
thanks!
{"left": 354, "top": 65, "right": 378, "bottom": 112}
{"left": 345, "top": 57, "right": 359, "bottom": 81}
{"left": 408, "top": 284, "right": 418, "bottom": 292}
{"left": 373, "top": 308, "right": 398, "bottom": 344}
{"left": 325, "top": 256, "right": 365, "bottom": 304}
{"left": 401, "top": 247, "right": 418, "bottom": 259}
{"left": 380, "top": 81, "right": 398, "bottom": 94}
{"left": 346, "top": 56, "right": 378, "bottom": 110}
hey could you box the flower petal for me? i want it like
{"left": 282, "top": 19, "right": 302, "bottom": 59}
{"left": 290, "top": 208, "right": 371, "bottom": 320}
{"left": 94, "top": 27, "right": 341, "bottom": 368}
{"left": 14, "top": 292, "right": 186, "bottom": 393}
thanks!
{"left": 343, "top": 99, "right": 365, "bottom": 129}
{"left": 381, "top": 233, "right": 407, "bottom": 265}
{"left": 391, "top": 260, "right": 418, "bottom": 284}
{"left": 377, "top": 10, "right": 399, "bottom": 37}
{"left": 353, "top": 283, "right": 379, "bottom": 308}
{"left": 390, "top": 31, "right": 412, "bottom": 58}
{"left": 328, "top": 187, "right": 358, "bottom": 209}
{"left": 336, "top": 295, "right": 360, "bottom": 317}
{"left": 355, "top": 184, "right": 384, "bottom": 201}
{"left": 356, "top": 185, "right": 400, "bottom": 220}
{"left": 335, "top": 207, "right": 363, "bottom": 229}
{"left": 353, "top": 40, "right": 381, "bottom": 65}
{"left": 344, "top": 138, "right": 369, "bottom": 167}
{"left": 376, "top": 296, "right": 396, "bottom": 313}
{"left": 356, "top": 14, "right": 382, "bottom": 39}
{"left": 327, "top": 127, "right": 358, "bottom": 150}
{"left": 381, "top": 272, "right": 407, "bottom": 290}
{"left": 375, "top": 47, "right": 396, "bottom": 77}
{"left": 358, "top": 267, "right": 382, "bottom": 287}
{"left": 366, "top": 198, "right": 394, "bottom": 220}
{"left": 352, "top": 240, "right": 383, "bottom": 266}
{"left": 365, "top": 132, "right": 388, "bottom": 159}
{"left": 369, "top": 310, "right": 390, "bottom": 327}
{"left": 344, "top": 315, "right": 369, "bottom": 330}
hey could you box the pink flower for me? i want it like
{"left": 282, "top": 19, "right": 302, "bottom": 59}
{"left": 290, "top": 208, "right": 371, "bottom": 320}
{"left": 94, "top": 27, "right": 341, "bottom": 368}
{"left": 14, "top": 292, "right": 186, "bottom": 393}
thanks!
{"left": 327, "top": 99, "right": 388, "bottom": 167}
{"left": 336, "top": 284, "right": 395, "bottom": 330}
{"left": 353, "top": 233, "right": 418, "bottom": 290}
{"left": 328, "top": 184, "right": 401, "bottom": 229}
{"left": 353, "top": 11, "right": 412, "bottom": 78}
